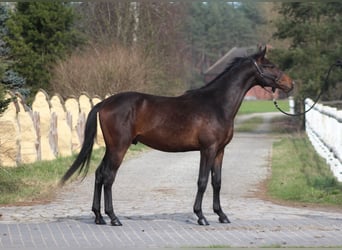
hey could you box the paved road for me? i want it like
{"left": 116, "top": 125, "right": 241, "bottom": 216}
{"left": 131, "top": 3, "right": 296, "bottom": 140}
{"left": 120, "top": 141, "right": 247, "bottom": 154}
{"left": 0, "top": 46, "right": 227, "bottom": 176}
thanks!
{"left": 1, "top": 113, "right": 342, "bottom": 249}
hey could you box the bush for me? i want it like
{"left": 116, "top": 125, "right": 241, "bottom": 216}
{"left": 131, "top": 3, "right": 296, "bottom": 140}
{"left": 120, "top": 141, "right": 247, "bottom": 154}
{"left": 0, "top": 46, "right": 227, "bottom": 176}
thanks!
{"left": 0, "top": 83, "right": 10, "bottom": 114}
{"left": 51, "top": 44, "right": 170, "bottom": 98}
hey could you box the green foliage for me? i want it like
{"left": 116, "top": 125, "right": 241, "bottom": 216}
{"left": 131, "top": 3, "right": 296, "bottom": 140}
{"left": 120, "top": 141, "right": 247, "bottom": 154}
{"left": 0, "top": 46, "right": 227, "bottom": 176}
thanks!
{"left": 0, "top": 83, "right": 10, "bottom": 114}
{"left": 186, "top": 2, "right": 265, "bottom": 71}
{"left": 4, "top": 2, "right": 84, "bottom": 94}
{"left": 0, "top": 4, "right": 10, "bottom": 57}
{"left": 272, "top": 2, "right": 342, "bottom": 101}
{"left": 2, "top": 69, "right": 28, "bottom": 96}
{"left": 0, "top": 4, "right": 27, "bottom": 101}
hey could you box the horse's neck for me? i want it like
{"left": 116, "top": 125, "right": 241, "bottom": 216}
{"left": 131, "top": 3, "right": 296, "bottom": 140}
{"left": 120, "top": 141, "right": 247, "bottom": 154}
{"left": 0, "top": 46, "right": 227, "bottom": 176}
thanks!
{"left": 215, "top": 66, "right": 256, "bottom": 119}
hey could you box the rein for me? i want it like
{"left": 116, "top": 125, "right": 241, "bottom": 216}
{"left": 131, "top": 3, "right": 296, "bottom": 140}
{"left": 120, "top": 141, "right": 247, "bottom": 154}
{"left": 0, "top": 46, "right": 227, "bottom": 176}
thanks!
{"left": 253, "top": 58, "right": 342, "bottom": 117}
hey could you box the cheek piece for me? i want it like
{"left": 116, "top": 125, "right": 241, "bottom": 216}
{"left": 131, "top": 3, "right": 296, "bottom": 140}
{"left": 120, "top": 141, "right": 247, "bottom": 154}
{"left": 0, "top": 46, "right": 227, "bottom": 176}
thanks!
{"left": 249, "top": 58, "right": 282, "bottom": 92}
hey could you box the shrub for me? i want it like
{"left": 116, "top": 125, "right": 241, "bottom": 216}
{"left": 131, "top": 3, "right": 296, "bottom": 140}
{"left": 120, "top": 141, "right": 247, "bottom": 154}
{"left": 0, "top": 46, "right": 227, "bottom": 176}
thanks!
{"left": 51, "top": 44, "right": 168, "bottom": 98}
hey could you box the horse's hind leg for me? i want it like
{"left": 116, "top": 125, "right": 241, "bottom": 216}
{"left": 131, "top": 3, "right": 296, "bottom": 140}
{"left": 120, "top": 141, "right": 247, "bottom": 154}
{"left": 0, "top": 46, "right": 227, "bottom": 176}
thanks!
{"left": 92, "top": 161, "right": 106, "bottom": 225}
{"left": 103, "top": 168, "right": 121, "bottom": 226}
{"left": 102, "top": 147, "right": 129, "bottom": 226}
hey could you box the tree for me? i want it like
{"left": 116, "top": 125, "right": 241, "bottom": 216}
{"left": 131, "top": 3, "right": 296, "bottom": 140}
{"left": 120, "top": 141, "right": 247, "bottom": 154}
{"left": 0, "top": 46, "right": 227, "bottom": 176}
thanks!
{"left": 0, "top": 4, "right": 27, "bottom": 96}
{"left": 4, "top": 2, "right": 84, "bottom": 95}
{"left": 0, "top": 3, "right": 20, "bottom": 112}
{"left": 56, "top": 2, "right": 271, "bottom": 96}
{"left": 272, "top": 2, "right": 342, "bottom": 101}
{"left": 0, "top": 83, "right": 10, "bottom": 114}
{"left": 71, "top": 2, "right": 191, "bottom": 95}
{"left": 185, "top": 2, "right": 265, "bottom": 73}
{"left": 75, "top": 2, "right": 135, "bottom": 46}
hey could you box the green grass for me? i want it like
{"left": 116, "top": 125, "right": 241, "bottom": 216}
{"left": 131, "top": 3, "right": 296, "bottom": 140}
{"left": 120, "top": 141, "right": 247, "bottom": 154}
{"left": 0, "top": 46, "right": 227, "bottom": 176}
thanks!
{"left": 236, "top": 114, "right": 342, "bottom": 206}
{"left": 269, "top": 133, "right": 342, "bottom": 205}
{"left": 235, "top": 116, "right": 264, "bottom": 132}
{"left": 0, "top": 143, "right": 146, "bottom": 205}
{"left": 0, "top": 155, "right": 77, "bottom": 204}
{"left": 238, "top": 99, "right": 289, "bottom": 115}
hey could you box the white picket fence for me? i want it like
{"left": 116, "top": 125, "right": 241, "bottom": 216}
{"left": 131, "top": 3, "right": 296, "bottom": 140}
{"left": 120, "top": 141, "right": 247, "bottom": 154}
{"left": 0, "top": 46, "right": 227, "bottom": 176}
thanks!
{"left": 305, "top": 98, "right": 342, "bottom": 182}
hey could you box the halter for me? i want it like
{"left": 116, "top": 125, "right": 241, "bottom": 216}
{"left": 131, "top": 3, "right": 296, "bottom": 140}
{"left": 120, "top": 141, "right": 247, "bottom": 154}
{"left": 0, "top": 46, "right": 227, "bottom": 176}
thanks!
{"left": 251, "top": 58, "right": 342, "bottom": 117}
{"left": 250, "top": 57, "right": 283, "bottom": 92}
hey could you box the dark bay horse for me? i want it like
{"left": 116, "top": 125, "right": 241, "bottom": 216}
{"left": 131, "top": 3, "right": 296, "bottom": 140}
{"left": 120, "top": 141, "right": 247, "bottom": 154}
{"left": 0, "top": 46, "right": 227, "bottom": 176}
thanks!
{"left": 61, "top": 47, "right": 293, "bottom": 226}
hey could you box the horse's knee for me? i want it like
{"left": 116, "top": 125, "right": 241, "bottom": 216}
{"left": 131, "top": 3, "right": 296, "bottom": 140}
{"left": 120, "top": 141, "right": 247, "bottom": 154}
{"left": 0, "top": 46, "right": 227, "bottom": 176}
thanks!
{"left": 197, "top": 177, "right": 208, "bottom": 193}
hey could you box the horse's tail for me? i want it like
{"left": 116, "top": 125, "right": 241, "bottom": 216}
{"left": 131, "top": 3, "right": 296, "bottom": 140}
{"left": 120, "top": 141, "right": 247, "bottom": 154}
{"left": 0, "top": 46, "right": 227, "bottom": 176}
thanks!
{"left": 60, "top": 102, "right": 102, "bottom": 185}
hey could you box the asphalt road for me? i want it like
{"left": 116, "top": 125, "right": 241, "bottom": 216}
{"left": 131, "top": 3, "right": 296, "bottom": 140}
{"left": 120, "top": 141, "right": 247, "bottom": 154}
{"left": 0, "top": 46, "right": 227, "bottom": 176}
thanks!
{"left": 1, "top": 113, "right": 342, "bottom": 249}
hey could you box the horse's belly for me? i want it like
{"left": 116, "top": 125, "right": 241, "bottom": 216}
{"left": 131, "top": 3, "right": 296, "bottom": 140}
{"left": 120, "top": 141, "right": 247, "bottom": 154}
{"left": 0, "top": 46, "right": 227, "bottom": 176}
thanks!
{"left": 136, "top": 133, "right": 200, "bottom": 153}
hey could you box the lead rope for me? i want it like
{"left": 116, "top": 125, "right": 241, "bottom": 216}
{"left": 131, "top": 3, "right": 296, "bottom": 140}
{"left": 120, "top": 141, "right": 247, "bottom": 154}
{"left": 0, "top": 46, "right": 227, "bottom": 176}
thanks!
{"left": 273, "top": 60, "right": 342, "bottom": 117}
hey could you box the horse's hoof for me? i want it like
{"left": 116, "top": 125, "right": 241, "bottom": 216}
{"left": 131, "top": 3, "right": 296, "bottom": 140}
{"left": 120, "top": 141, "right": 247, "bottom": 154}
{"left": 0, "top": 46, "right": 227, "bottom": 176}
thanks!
{"left": 219, "top": 216, "right": 230, "bottom": 224}
{"left": 197, "top": 218, "right": 209, "bottom": 226}
{"left": 111, "top": 218, "right": 122, "bottom": 226}
{"left": 95, "top": 217, "right": 106, "bottom": 225}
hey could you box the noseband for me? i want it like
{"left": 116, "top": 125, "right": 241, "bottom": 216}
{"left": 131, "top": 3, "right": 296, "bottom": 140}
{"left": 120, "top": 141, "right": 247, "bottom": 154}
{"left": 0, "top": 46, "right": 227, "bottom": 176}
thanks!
{"left": 250, "top": 58, "right": 283, "bottom": 92}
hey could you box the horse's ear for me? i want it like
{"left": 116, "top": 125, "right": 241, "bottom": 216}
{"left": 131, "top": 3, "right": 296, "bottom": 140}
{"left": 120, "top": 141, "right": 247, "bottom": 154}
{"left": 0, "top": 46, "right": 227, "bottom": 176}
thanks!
{"left": 255, "top": 44, "right": 267, "bottom": 60}
{"left": 257, "top": 43, "right": 263, "bottom": 52}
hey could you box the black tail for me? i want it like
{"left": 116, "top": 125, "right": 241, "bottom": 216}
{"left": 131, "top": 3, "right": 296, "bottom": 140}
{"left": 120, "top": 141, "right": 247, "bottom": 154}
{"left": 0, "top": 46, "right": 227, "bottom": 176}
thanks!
{"left": 60, "top": 102, "right": 102, "bottom": 185}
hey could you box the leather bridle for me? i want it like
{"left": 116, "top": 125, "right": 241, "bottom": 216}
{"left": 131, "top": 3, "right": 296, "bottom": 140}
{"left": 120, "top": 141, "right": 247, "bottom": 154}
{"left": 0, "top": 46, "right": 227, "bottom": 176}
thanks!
{"left": 250, "top": 58, "right": 342, "bottom": 117}
{"left": 250, "top": 57, "right": 283, "bottom": 92}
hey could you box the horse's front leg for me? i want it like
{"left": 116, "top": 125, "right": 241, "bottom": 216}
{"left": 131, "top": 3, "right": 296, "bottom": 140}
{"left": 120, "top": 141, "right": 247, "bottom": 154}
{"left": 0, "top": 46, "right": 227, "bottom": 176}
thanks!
{"left": 211, "top": 150, "right": 230, "bottom": 224}
{"left": 193, "top": 149, "right": 214, "bottom": 226}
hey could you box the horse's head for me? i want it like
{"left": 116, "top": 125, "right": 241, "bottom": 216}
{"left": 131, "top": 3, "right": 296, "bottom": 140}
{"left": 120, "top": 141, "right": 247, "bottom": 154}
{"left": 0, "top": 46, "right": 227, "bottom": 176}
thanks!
{"left": 251, "top": 47, "right": 294, "bottom": 93}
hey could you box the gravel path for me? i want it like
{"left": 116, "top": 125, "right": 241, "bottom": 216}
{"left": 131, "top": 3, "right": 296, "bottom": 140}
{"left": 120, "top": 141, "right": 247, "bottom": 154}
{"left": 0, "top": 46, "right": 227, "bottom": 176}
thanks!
{"left": 1, "top": 113, "right": 342, "bottom": 249}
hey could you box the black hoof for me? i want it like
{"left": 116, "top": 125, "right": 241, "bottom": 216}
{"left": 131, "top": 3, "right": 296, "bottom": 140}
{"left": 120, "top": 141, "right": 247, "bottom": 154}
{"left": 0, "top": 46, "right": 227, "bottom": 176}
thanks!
{"left": 111, "top": 217, "right": 122, "bottom": 226}
{"left": 197, "top": 217, "right": 209, "bottom": 226}
{"left": 219, "top": 216, "right": 231, "bottom": 224}
{"left": 95, "top": 217, "right": 106, "bottom": 225}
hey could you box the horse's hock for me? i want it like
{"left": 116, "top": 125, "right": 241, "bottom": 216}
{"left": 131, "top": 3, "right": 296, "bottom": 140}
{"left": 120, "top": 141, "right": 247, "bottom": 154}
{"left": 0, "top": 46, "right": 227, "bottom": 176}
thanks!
{"left": 0, "top": 90, "right": 105, "bottom": 167}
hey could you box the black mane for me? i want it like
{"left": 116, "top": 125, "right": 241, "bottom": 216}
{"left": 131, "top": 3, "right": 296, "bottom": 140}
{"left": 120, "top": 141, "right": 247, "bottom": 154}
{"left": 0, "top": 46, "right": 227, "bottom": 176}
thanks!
{"left": 210, "top": 56, "right": 247, "bottom": 83}
{"left": 185, "top": 56, "right": 249, "bottom": 94}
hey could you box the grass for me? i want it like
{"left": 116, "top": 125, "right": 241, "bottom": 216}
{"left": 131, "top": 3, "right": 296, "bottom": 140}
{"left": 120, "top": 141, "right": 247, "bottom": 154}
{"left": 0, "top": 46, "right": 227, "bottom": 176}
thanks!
{"left": 235, "top": 116, "right": 264, "bottom": 132}
{"left": 0, "top": 156, "right": 73, "bottom": 204}
{"left": 0, "top": 143, "right": 146, "bottom": 205}
{"left": 269, "top": 133, "right": 342, "bottom": 205}
{"left": 238, "top": 99, "right": 289, "bottom": 115}
{"left": 236, "top": 112, "right": 342, "bottom": 206}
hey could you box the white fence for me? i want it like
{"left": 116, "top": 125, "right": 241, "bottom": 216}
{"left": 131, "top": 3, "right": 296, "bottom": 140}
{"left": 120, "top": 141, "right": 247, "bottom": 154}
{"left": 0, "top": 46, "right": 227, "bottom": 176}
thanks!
{"left": 305, "top": 98, "right": 342, "bottom": 182}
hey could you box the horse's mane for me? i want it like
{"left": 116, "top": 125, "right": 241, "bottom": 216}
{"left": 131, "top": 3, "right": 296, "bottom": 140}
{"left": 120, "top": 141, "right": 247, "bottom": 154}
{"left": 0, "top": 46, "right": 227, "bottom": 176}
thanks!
{"left": 186, "top": 56, "right": 249, "bottom": 94}
{"left": 210, "top": 56, "right": 247, "bottom": 84}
